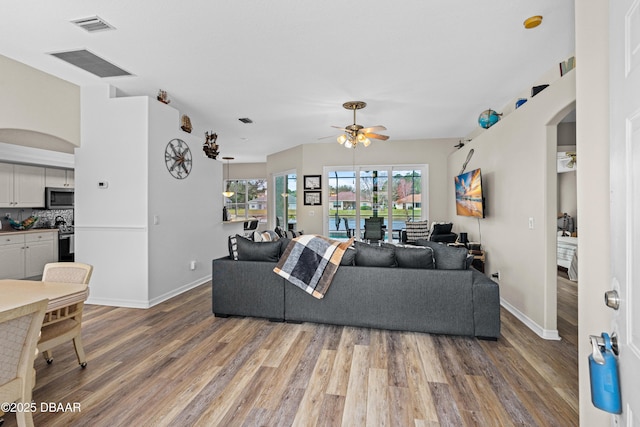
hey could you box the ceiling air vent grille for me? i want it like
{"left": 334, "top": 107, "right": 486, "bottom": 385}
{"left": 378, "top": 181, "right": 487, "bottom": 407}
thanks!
{"left": 49, "top": 49, "right": 132, "bottom": 78}
{"left": 71, "top": 16, "right": 115, "bottom": 33}
{"left": 238, "top": 118, "right": 253, "bottom": 124}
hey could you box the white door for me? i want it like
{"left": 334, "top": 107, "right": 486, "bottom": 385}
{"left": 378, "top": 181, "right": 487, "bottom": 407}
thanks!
{"left": 610, "top": 0, "right": 640, "bottom": 421}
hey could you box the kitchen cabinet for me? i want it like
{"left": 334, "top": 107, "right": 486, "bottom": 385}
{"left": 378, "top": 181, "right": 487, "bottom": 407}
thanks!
{"left": 45, "top": 168, "right": 74, "bottom": 188}
{"left": 0, "top": 162, "right": 46, "bottom": 208}
{"left": 0, "top": 230, "right": 58, "bottom": 279}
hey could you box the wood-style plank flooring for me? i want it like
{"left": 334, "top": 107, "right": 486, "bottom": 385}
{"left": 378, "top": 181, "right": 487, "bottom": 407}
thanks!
{"left": 3, "top": 274, "right": 578, "bottom": 426}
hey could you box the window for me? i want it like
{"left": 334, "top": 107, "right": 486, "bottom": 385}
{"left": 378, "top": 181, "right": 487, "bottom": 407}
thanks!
{"left": 326, "top": 165, "right": 426, "bottom": 242}
{"left": 224, "top": 179, "right": 268, "bottom": 223}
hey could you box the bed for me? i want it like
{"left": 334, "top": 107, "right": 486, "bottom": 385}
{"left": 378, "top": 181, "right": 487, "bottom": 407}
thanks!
{"left": 557, "top": 235, "right": 578, "bottom": 281}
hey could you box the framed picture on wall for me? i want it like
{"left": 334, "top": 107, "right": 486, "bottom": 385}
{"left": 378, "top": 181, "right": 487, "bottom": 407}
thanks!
{"left": 304, "top": 191, "right": 321, "bottom": 206}
{"left": 303, "top": 175, "right": 321, "bottom": 190}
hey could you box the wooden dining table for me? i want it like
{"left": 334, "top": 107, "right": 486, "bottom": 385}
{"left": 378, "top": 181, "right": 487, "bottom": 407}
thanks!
{"left": 0, "top": 279, "right": 89, "bottom": 312}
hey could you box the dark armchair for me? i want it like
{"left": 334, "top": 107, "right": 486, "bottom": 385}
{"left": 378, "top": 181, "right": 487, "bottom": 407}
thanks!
{"left": 364, "top": 217, "right": 385, "bottom": 242}
{"left": 429, "top": 222, "right": 457, "bottom": 243}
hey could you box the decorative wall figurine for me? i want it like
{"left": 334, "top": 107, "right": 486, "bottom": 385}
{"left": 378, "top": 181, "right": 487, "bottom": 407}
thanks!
{"left": 181, "top": 115, "right": 193, "bottom": 133}
{"left": 203, "top": 131, "right": 219, "bottom": 159}
{"left": 157, "top": 90, "right": 170, "bottom": 104}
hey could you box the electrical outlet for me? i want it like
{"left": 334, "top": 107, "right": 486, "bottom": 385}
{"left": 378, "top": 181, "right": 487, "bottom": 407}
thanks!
{"left": 528, "top": 217, "right": 534, "bottom": 229}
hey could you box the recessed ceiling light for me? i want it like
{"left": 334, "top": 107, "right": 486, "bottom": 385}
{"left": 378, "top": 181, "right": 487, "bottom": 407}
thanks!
{"left": 523, "top": 15, "right": 543, "bottom": 29}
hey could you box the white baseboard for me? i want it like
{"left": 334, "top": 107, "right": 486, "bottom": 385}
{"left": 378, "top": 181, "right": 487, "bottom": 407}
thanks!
{"left": 501, "top": 298, "right": 561, "bottom": 341}
{"left": 86, "top": 275, "right": 211, "bottom": 309}
{"left": 148, "top": 276, "right": 211, "bottom": 307}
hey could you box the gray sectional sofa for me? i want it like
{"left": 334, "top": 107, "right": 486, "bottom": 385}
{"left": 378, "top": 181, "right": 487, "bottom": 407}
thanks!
{"left": 212, "top": 238, "right": 501, "bottom": 339}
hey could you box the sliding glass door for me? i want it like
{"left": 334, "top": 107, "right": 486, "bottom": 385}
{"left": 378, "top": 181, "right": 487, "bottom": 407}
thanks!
{"left": 274, "top": 171, "right": 297, "bottom": 230}
{"left": 325, "top": 165, "right": 426, "bottom": 242}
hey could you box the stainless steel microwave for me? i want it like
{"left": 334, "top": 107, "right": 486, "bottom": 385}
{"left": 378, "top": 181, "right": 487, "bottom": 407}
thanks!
{"left": 45, "top": 187, "right": 74, "bottom": 209}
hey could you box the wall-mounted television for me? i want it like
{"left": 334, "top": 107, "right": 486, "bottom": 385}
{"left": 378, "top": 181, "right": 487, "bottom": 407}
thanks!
{"left": 454, "top": 168, "right": 485, "bottom": 218}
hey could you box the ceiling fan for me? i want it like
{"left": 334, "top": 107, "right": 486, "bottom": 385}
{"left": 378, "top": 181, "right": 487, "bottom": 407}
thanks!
{"left": 331, "top": 101, "right": 389, "bottom": 148}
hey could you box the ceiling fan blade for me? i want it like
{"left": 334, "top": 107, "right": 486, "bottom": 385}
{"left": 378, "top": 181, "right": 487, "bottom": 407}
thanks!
{"left": 365, "top": 133, "right": 389, "bottom": 141}
{"left": 331, "top": 125, "right": 349, "bottom": 132}
{"left": 360, "top": 125, "right": 387, "bottom": 133}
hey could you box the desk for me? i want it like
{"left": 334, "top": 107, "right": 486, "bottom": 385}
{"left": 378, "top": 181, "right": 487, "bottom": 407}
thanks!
{"left": 0, "top": 280, "right": 89, "bottom": 312}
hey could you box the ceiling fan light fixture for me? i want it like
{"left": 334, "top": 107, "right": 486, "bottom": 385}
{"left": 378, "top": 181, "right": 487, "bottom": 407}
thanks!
{"left": 332, "top": 101, "right": 388, "bottom": 149}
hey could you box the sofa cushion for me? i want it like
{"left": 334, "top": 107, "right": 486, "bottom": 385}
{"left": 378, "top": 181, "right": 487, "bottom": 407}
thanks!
{"left": 416, "top": 240, "right": 469, "bottom": 270}
{"left": 354, "top": 241, "right": 397, "bottom": 267}
{"left": 231, "top": 234, "right": 282, "bottom": 262}
{"left": 382, "top": 243, "right": 435, "bottom": 269}
{"left": 404, "top": 220, "right": 430, "bottom": 243}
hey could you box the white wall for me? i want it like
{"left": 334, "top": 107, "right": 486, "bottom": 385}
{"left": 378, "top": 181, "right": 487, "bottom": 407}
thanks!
{"left": 558, "top": 171, "right": 577, "bottom": 222}
{"left": 77, "top": 84, "right": 227, "bottom": 308}
{"left": 267, "top": 138, "right": 457, "bottom": 234}
{"left": 147, "top": 99, "right": 227, "bottom": 304}
{"left": 228, "top": 162, "right": 267, "bottom": 180}
{"left": 576, "top": 1, "right": 610, "bottom": 425}
{"left": 447, "top": 71, "right": 576, "bottom": 339}
{"left": 75, "top": 85, "right": 149, "bottom": 306}
{"left": 0, "top": 54, "right": 79, "bottom": 152}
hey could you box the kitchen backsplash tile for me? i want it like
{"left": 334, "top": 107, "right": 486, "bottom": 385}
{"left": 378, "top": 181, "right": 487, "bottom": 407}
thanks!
{"left": 1, "top": 208, "right": 73, "bottom": 230}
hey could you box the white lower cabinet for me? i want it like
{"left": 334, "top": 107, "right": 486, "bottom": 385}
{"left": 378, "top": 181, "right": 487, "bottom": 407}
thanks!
{"left": 0, "top": 231, "right": 58, "bottom": 279}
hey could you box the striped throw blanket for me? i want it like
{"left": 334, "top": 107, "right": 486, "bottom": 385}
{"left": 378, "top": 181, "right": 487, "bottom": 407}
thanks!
{"left": 274, "top": 234, "right": 354, "bottom": 299}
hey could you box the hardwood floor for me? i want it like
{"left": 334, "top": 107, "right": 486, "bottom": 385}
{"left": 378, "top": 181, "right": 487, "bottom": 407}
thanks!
{"left": 2, "top": 276, "right": 578, "bottom": 426}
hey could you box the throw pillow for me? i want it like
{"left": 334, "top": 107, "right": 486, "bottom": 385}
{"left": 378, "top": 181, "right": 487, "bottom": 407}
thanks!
{"left": 264, "top": 230, "right": 280, "bottom": 241}
{"left": 234, "top": 234, "right": 282, "bottom": 262}
{"left": 465, "top": 254, "right": 474, "bottom": 269}
{"left": 228, "top": 235, "right": 240, "bottom": 260}
{"left": 354, "top": 241, "right": 397, "bottom": 267}
{"left": 278, "top": 237, "right": 292, "bottom": 257}
{"left": 340, "top": 246, "right": 356, "bottom": 265}
{"left": 416, "top": 239, "right": 468, "bottom": 270}
{"left": 382, "top": 243, "right": 434, "bottom": 269}
{"left": 404, "top": 220, "right": 430, "bottom": 243}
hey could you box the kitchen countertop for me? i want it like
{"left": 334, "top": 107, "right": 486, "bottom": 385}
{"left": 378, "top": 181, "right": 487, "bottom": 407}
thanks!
{"left": 0, "top": 228, "right": 59, "bottom": 235}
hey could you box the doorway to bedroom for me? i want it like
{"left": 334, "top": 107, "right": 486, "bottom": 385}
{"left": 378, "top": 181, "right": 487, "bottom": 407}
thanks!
{"left": 556, "top": 109, "right": 577, "bottom": 343}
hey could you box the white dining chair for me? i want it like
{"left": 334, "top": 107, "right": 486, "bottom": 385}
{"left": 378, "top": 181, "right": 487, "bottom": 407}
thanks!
{"left": 37, "top": 262, "right": 93, "bottom": 368}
